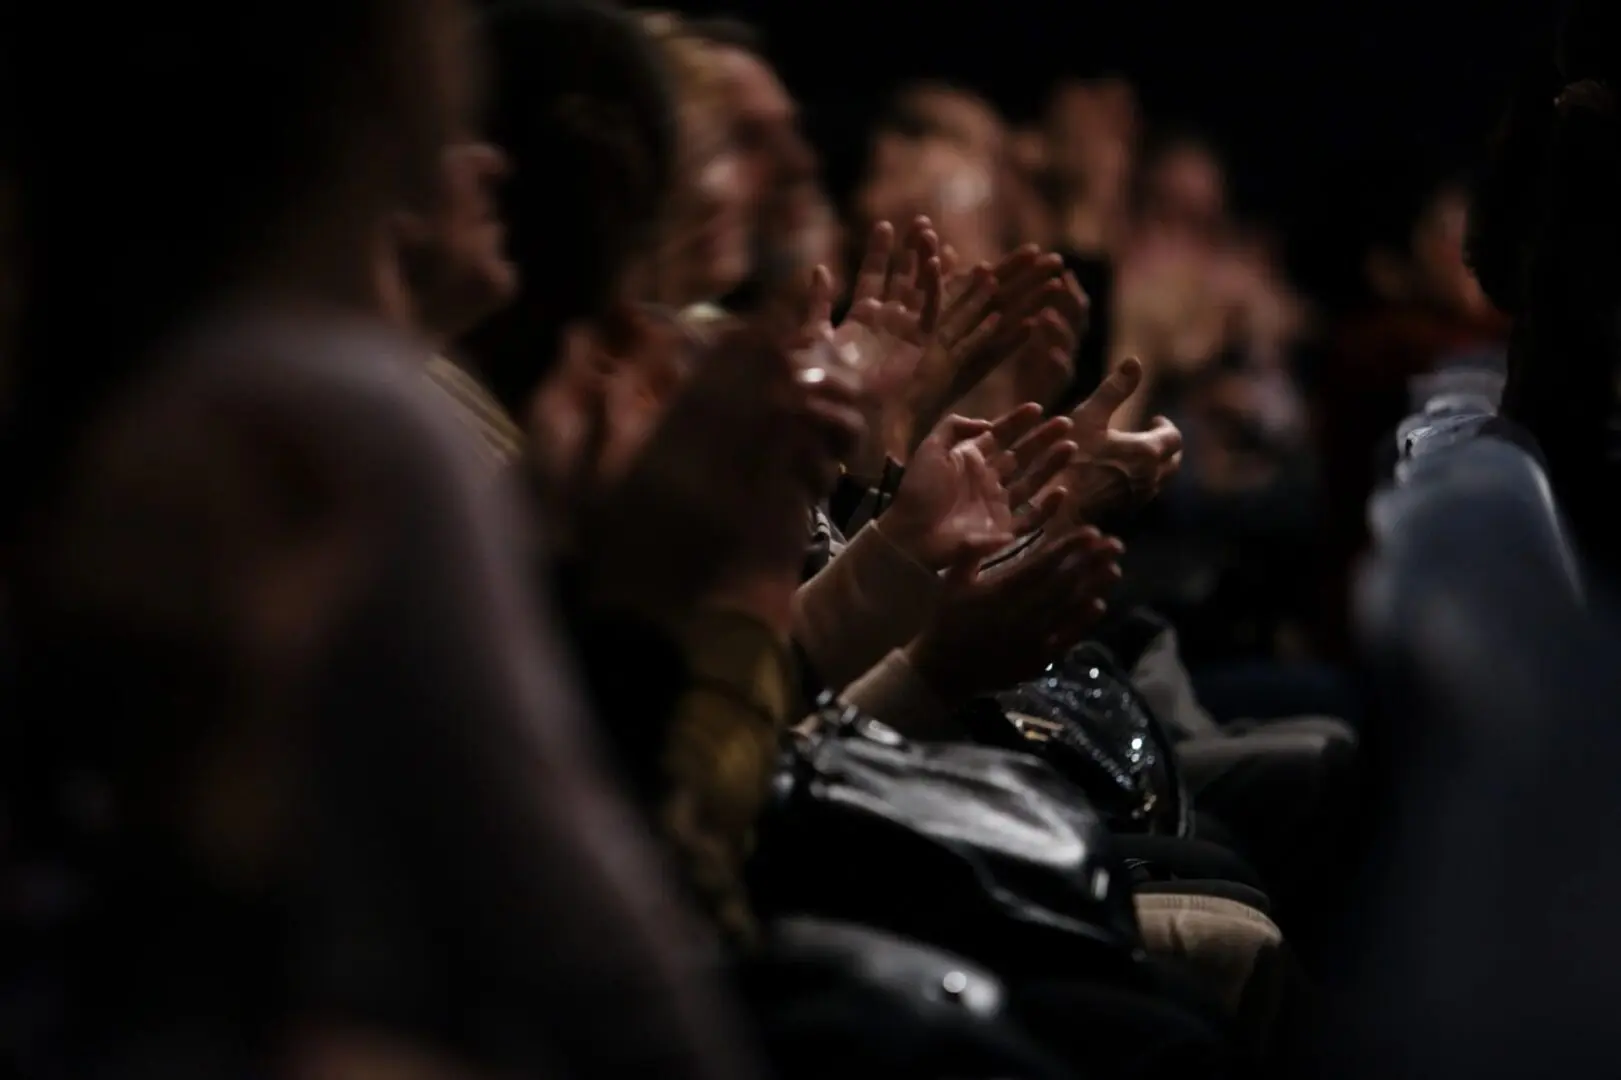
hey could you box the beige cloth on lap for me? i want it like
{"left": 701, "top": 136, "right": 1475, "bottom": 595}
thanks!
{"left": 1134, "top": 893, "right": 1286, "bottom": 1051}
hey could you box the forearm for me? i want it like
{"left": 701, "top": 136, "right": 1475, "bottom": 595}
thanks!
{"left": 840, "top": 647, "right": 964, "bottom": 741}
{"left": 791, "top": 522, "right": 942, "bottom": 690}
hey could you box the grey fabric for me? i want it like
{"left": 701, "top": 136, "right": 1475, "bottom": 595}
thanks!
{"left": 1128, "top": 624, "right": 1360, "bottom": 926}
{"left": 1177, "top": 719, "right": 1359, "bottom": 928}
{"left": 1130, "top": 625, "right": 1222, "bottom": 739}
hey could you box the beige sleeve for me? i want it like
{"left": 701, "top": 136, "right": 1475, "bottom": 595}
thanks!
{"left": 840, "top": 648, "right": 964, "bottom": 741}
{"left": 791, "top": 521, "right": 941, "bottom": 690}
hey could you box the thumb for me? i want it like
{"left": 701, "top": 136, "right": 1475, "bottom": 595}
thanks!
{"left": 1142, "top": 415, "right": 1185, "bottom": 458}
{"left": 807, "top": 264, "right": 835, "bottom": 330}
{"left": 1074, "top": 356, "right": 1144, "bottom": 427}
{"left": 940, "top": 414, "right": 995, "bottom": 445}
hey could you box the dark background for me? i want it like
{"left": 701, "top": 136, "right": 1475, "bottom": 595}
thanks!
{"left": 678, "top": 0, "right": 1558, "bottom": 302}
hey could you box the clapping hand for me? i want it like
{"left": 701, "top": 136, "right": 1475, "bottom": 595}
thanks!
{"left": 585, "top": 317, "right": 867, "bottom": 627}
{"left": 877, "top": 403, "right": 1077, "bottom": 572}
{"left": 810, "top": 218, "right": 972, "bottom": 473}
{"left": 817, "top": 218, "right": 1002, "bottom": 469}
{"left": 909, "top": 244, "right": 1092, "bottom": 442}
{"left": 1041, "top": 356, "right": 1183, "bottom": 524}
{"left": 904, "top": 525, "right": 1125, "bottom": 702}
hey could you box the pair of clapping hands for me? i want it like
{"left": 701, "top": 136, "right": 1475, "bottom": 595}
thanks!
{"left": 815, "top": 217, "right": 1180, "bottom": 692}
{"left": 581, "top": 217, "right": 1181, "bottom": 670}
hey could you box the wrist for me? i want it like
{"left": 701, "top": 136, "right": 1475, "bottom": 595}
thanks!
{"left": 880, "top": 409, "right": 918, "bottom": 466}
{"left": 873, "top": 511, "right": 941, "bottom": 572}
{"left": 903, "top": 634, "right": 975, "bottom": 705}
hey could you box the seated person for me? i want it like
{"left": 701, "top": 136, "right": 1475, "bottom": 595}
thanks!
{"left": 6, "top": 1, "right": 759, "bottom": 1077}
{"left": 459, "top": 10, "right": 1306, "bottom": 1064}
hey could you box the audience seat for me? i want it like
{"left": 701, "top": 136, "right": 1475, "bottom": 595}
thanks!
{"left": 1336, "top": 387, "right": 1621, "bottom": 1077}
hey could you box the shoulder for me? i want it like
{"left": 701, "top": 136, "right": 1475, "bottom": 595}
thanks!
{"left": 85, "top": 313, "right": 497, "bottom": 512}
{"left": 42, "top": 313, "right": 522, "bottom": 621}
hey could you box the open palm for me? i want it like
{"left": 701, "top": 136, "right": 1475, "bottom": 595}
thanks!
{"left": 881, "top": 417, "right": 1012, "bottom": 570}
{"left": 879, "top": 406, "right": 1078, "bottom": 572}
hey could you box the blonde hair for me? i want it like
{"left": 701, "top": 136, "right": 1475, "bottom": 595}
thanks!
{"left": 639, "top": 11, "right": 729, "bottom": 118}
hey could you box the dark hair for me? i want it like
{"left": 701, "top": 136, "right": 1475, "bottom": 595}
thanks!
{"left": 459, "top": 0, "right": 678, "bottom": 413}
{"left": 1468, "top": 0, "right": 1621, "bottom": 315}
{"left": 1466, "top": 59, "right": 1566, "bottom": 315}
{"left": 1359, "top": 154, "right": 1467, "bottom": 258}
{"left": 1474, "top": 0, "right": 1621, "bottom": 544}
{"left": 876, "top": 81, "right": 994, "bottom": 145}
{"left": 4, "top": 0, "right": 447, "bottom": 534}
{"left": 682, "top": 15, "right": 763, "bottom": 53}
{"left": 1135, "top": 128, "right": 1224, "bottom": 187}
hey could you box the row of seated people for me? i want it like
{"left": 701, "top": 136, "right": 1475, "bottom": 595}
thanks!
{"left": 27, "top": 0, "right": 1599, "bottom": 1076}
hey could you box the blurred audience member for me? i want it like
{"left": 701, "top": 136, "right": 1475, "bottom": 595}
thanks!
{"left": 1003, "top": 125, "right": 1059, "bottom": 250}
{"left": 1221, "top": 230, "right": 1313, "bottom": 377}
{"left": 394, "top": 142, "right": 527, "bottom": 468}
{"left": 6, "top": 1, "right": 763, "bottom": 1078}
{"left": 1471, "top": 25, "right": 1621, "bottom": 585}
{"left": 881, "top": 81, "right": 1051, "bottom": 258}
{"left": 1045, "top": 78, "right": 1140, "bottom": 257}
{"left": 396, "top": 142, "right": 520, "bottom": 349}
{"left": 1313, "top": 171, "right": 1507, "bottom": 657}
{"left": 888, "top": 81, "right": 1006, "bottom": 164}
{"left": 789, "top": 182, "right": 848, "bottom": 300}
{"left": 642, "top": 15, "right": 752, "bottom": 310}
{"left": 1099, "top": 135, "right": 1236, "bottom": 430}
{"left": 1137, "top": 134, "right": 1230, "bottom": 249}
{"left": 857, "top": 136, "right": 1002, "bottom": 270}
{"left": 687, "top": 18, "right": 819, "bottom": 312}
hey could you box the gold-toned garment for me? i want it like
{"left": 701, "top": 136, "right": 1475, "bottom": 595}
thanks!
{"left": 424, "top": 341, "right": 790, "bottom": 944}
{"left": 660, "top": 609, "right": 796, "bottom": 946}
{"left": 425, "top": 354, "right": 525, "bottom": 468}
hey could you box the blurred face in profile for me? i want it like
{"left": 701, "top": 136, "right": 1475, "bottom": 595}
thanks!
{"left": 897, "top": 86, "right": 1005, "bottom": 166}
{"left": 1139, "top": 142, "right": 1228, "bottom": 246}
{"left": 1411, "top": 187, "right": 1490, "bottom": 317}
{"left": 1046, "top": 81, "right": 1136, "bottom": 199}
{"left": 712, "top": 45, "right": 817, "bottom": 246}
{"left": 658, "top": 91, "right": 751, "bottom": 306}
{"left": 860, "top": 137, "right": 1001, "bottom": 269}
{"left": 396, "top": 140, "right": 518, "bottom": 339}
{"left": 1214, "top": 235, "right": 1307, "bottom": 369}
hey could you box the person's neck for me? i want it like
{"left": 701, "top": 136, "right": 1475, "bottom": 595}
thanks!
{"left": 1055, "top": 186, "right": 1124, "bottom": 254}
{"left": 224, "top": 204, "right": 403, "bottom": 328}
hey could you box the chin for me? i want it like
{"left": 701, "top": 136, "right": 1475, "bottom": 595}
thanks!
{"left": 486, "top": 260, "right": 521, "bottom": 308}
{"left": 691, "top": 258, "right": 749, "bottom": 305}
{"left": 719, "top": 247, "right": 755, "bottom": 288}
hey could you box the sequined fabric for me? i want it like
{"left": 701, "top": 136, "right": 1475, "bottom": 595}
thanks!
{"left": 997, "top": 646, "right": 1182, "bottom": 834}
